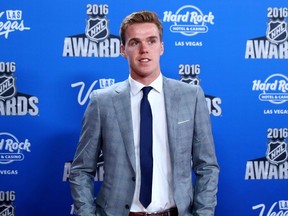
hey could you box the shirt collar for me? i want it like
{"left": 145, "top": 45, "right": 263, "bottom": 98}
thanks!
{"left": 129, "top": 74, "right": 163, "bottom": 96}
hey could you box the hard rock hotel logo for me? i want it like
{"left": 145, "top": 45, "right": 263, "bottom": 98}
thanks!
{"left": 252, "top": 73, "right": 288, "bottom": 105}
{"left": 245, "top": 7, "right": 288, "bottom": 59}
{"left": 162, "top": 5, "right": 215, "bottom": 47}
{"left": 252, "top": 73, "right": 288, "bottom": 115}
{"left": 63, "top": 4, "right": 121, "bottom": 57}
{"left": 0, "top": 132, "right": 31, "bottom": 165}
{"left": 162, "top": 5, "right": 215, "bottom": 36}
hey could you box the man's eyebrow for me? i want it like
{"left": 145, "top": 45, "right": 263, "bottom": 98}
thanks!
{"left": 147, "top": 36, "right": 159, "bottom": 40}
{"left": 128, "top": 37, "right": 140, "bottom": 42}
{"left": 128, "top": 36, "right": 159, "bottom": 42}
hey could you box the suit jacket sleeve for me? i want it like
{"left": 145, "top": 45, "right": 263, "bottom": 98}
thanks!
{"left": 192, "top": 86, "right": 219, "bottom": 216}
{"left": 69, "top": 91, "right": 102, "bottom": 216}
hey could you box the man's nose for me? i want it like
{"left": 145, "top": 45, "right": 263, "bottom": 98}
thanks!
{"left": 139, "top": 42, "right": 148, "bottom": 53}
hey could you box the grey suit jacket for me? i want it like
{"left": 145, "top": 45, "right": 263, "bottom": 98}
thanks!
{"left": 70, "top": 76, "right": 219, "bottom": 216}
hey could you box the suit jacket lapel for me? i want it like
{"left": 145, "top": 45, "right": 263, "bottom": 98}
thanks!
{"left": 112, "top": 80, "right": 136, "bottom": 172}
{"left": 163, "top": 77, "right": 179, "bottom": 164}
{"left": 111, "top": 78, "right": 179, "bottom": 173}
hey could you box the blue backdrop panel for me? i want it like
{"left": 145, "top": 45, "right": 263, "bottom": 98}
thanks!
{"left": 1, "top": 0, "right": 287, "bottom": 215}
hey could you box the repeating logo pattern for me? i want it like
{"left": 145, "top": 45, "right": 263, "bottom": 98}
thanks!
{"left": 162, "top": 5, "right": 214, "bottom": 47}
{"left": 0, "top": 62, "right": 39, "bottom": 116}
{"left": 245, "top": 7, "right": 288, "bottom": 59}
{"left": 163, "top": 5, "right": 214, "bottom": 36}
{"left": 0, "top": 191, "right": 16, "bottom": 216}
{"left": 252, "top": 200, "right": 288, "bottom": 216}
{"left": 252, "top": 73, "right": 288, "bottom": 105}
{"left": 63, "top": 4, "right": 120, "bottom": 57}
{"left": 0, "top": 132, "right": 31, "bottom": 165}
{"left": 245, "top": 128, "right": 288, "bottom": 180}
{"left": 1, "top": 1, "right": 287, "bottom": 216}
{"left": 0, "top": 10, "right": 30, "bottom": 39}
{"left": 71, "top": 78, "right": 115, "bottom": 105}
{"left": 178, "top": 64, "right": 222, "bottom": 117}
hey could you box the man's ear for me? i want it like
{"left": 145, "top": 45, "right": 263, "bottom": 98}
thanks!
{"left": 120, "top": 44, "right": 127, "bottom": 58}
{"left": 160, "top": 42, "right": 164, "bottom": 56}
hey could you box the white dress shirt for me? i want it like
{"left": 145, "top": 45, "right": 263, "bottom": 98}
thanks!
{"left": 129, "top": 74, "right": 176, "bottom": 213}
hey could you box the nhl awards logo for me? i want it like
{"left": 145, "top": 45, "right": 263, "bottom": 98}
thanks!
{"left": 0, "top": 75, "right": 16, "bottom": 101}
{"left": 0, "top": 204, "right": 15, "bottom": 216}
{"left": 178, "top": 64, "right": 222, "bottom": 117}
{"left": 0, "top": 62, "right": 39, "bottom": 116}
{"left": 245, "top": 7, "right": 288, "bottom": 59}
{"left": 245, "top": 128, "right": 288, "bottom": 180}
{"left": 179, "top": 64, "right": 200, "bottom": 85}
{"left": 266, "top": 20, "right": 288, "bottom": 45}
{"left": 266, "top": 141, "right": 287, "bottom": 165}
{"left": 85, "top": 17, "right": 109, "bottom": 42}
{"left": 63, "top": 4, "right": 120, "bottom": 57}
{"left": 0, "top": 191, "right": 16, "bottom": 216}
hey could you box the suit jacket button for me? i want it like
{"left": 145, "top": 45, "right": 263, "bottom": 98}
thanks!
{"left": 132, "top": 177, "right": 136, "bottom": 181}
{"left": 125, "top": 204, "right": 130, "bottom": 209}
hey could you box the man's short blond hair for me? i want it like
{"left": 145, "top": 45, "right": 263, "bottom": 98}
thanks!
{"left": 120, "top": 10, "right": 163, "bottom": 45}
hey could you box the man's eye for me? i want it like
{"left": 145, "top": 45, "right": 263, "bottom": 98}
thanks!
{"left": 148, "top": 40, "right": 156, "bottom": 45}
{"left": 130, "top": 41, "right": 138, "bottom": 46}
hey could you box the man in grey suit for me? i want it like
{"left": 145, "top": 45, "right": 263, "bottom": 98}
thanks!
{"left": 70, "top": 10, "right": 219, "bottom": 216}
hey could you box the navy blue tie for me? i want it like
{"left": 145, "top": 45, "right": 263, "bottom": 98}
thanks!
{"left": 139, "top": 86, "right": 153, "bottom": 208}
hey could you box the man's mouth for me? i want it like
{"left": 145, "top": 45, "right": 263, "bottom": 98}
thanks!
{"left": 139, "top": 58, "right": 150, "bottom": 62}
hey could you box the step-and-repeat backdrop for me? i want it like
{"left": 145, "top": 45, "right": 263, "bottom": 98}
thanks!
{"left": 1, "top": 0, "right": 288, "bottom": 215}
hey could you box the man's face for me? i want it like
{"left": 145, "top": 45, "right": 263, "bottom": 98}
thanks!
{"left": 121, "top": 23, "right": 164, "bottom": 85}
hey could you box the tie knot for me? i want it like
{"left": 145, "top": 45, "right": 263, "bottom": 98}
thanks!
{"left": 142, "top": 86, "right": 153, "bottom": 98}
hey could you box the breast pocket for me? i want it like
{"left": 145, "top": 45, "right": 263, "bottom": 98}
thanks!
{"left": 176, "top": 118, "right": 193, "bottom": 148}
